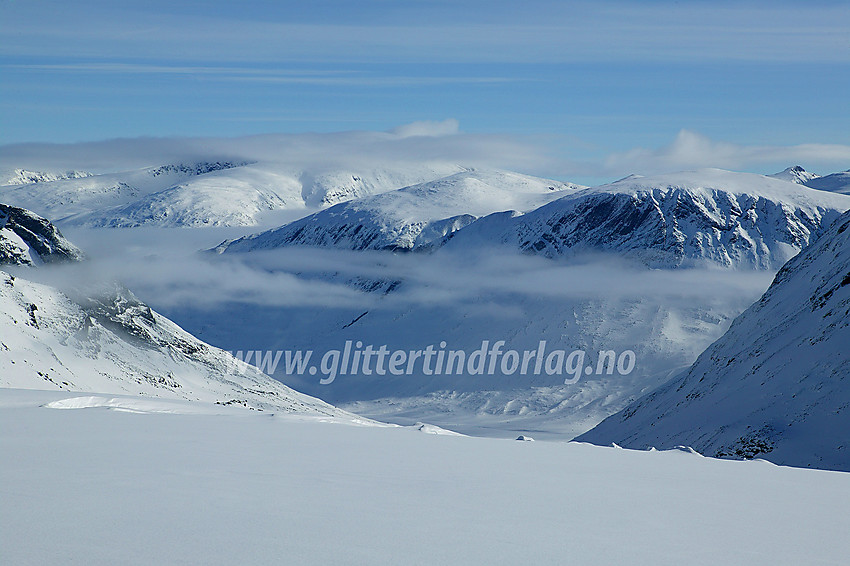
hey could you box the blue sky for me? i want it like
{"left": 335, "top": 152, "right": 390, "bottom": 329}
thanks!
{"left": 1, "top": 0, "right": 848, "bottom": 182}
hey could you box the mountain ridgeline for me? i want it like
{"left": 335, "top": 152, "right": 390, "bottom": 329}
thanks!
{"left": 220, "top": 169, "right": 850, "bottom": 269}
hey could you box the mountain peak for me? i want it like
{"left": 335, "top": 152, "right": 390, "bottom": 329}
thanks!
{"left": 768, "top": 165, "right": 820, "bottom": 185}
{"left": 0, "top": 204, "right": 84, "bottom": 266}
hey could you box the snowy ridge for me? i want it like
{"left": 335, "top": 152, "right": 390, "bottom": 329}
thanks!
{"left": 1, "top": 168, "right": 92, "bottom": 186}
{"left": 450, "top": 168, "right": 850, "bottom": 269}
{"left": 577, "top": 209, "right": 850, "bottom": 471}
{"left": 0, "top": 203, "right": 84, "bottom": 265}
{"left": 217, "top": 169, "right": 582, "bottom": 253}
{"left": 0, "top": 270, "right": 355, "bottom": 418}
{"left": 0, "top": 160, "right": 466, "bottom": 228}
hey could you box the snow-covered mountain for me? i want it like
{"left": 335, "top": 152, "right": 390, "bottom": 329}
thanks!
{"left": 217, "top": 168, "right": 850, "bottom": 269}
{"left": 184, "top": 168, "right": 850, "bottom": 437}
{"left": 299, "top": 163, "right": 469, "bottom": 208}
{"left": 577, "top": 209, "right": 850, "bottom": 471}
{"left": 1, "top": 160, "right": 254, "bottom": 224}
{"left": 804, "top": 170, "right": 850, "bottom": 195}
{"left": 769, "top": 166, "right": 850, "bottom": 196}
{"left": 1, "top": 168, "right": 93, "bottom": 186}
{"left": 0, "top": 160, "right": 466, "bottom": 228}
{"left": 0, "top": 204, "right": 84, "bottom": 265}
{"left": 216, "top": 170, "right": 582, "bottom": 253}
{"left": 768, "top": 165, "right": 820, "bottom": 185}
{"left": 0, "top": 204, "right": 355, "bottom": 417}
{"left": 0, "top": 269, "right": 356, "bottom": 416}
{"left": 448, "top": 169, "right": 850, "bottom": 269}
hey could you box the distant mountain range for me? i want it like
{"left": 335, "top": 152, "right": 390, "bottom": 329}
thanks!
{"left": 4, "top": 159, "right": 850, "bottom": 467}
{"left": 220, "top": 168, "right": 850, "bottom": 270}
{"left": 0, "top": 161, "right": 465, "bottom": 227}
{"left": 216, "top": 169, "right": 583, "bottom": 253}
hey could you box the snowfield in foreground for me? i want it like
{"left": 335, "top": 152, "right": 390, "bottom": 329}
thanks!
{"left": 2, "top": 389, "right": 849, "bottom": 566}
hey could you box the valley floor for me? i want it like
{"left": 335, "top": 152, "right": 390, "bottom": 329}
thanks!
{"left": 2, "top": 388, "right": 848, "bottom": 565}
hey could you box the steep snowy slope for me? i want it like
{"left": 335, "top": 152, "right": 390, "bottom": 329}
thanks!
{"left": 449, "top": 169, "right": 850, "bottom": 269}
{"left": 217, "top": 170, "right": 582, "bottom": 253}
{"left": 1, "top": 160, "right": 465, "bottom": 228}
{"left": 577, "top": 210, "right": 850, "bottom": 471}
{"left": 804, "top": 170, "right": 850, "bottom": 195}
{"left": 0, "top": 204, "right": 84, "bottom": 265}
{"left": 0, "top": 269, "right": 352, "bottom": 417}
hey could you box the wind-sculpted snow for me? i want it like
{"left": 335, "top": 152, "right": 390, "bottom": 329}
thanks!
{"left": 451, "top": 169, "right": 850, "bottom": 269}
{"left": 0, "top": 204, "right": 84, "bottom": 265}
{"left": 217, "top": 170, "right": 582, "bottom": 253}
{"left": 0, "top": 270, "right": 353, "bottom": 417}
{"left": 578, "top": 209, "right": 850, "bottom": 471}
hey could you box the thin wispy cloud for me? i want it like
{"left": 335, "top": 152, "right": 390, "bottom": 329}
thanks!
{"left": 3, "top": 2, "right": 849, "bottom": 63}
{"left": 2, "top": 63, "right": 513, "bottom": 87}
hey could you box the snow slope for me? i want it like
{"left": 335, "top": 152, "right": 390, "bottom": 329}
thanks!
{"left": 0, "top": 269, "right": 354, "bottom": 417}
{"left": 0, "top": 160, "right": 465, "bottom": 228}
{"left": 449, "top": 168, "right": 850, "bottom": 269}
{"left": 2, "top": 388, "right": 849, "bottom": 566}
{"left": 217, "top": 169, "right": 581, "bottom": 252}
{"left": 577, "top": 209, "right": 850, "bottom": 471}
{"left": 0, "top": 203, "right": 84, "bottom": 265}
{"left": 804, "top": 170, "right": 850, "bottom": 195}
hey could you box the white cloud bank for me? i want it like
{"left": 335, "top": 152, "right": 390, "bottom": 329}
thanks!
{"left": 605, "top": 130, "right": 850, "bottom": 177}
{"left": 0, "top": 125, "right": 847, "bottom": 183}
{"left": 0, "top": 122, "right": 549, "bottom": 174}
